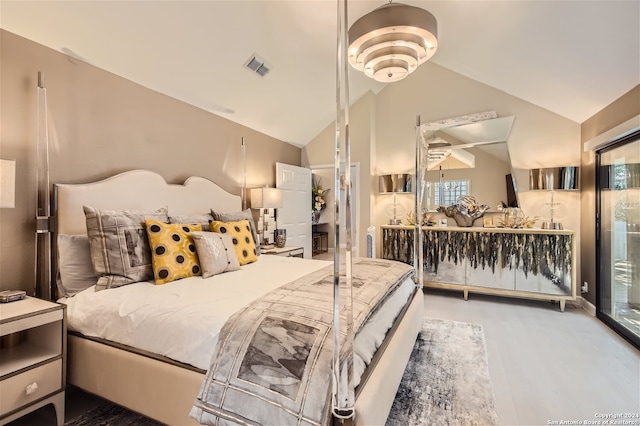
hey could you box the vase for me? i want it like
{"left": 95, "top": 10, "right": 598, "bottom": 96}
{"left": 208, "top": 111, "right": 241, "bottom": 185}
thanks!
{"left": 312, "top": 210, "right": 321, "bottom": 224}
{"left": 503, "top": 207, "right": 525, "bottom": 228}
{"left": 274, "top": 229, "right": 286, "bottom": 248}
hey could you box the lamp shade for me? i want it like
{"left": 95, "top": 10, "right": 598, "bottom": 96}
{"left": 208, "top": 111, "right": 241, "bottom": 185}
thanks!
{"left": 0, "top": 159, "right": 16, "bottom": 208}
{"left": 250, "top": 187, "right": 283, "bottom": 209}
{"left": 530, "top": 167, "right": 579, "bottom": 191}
{"left": 379, "top": 174, "right": 413, "bottom": 193}
{"left": 348, "top": 2, "right": 438, "bottom": 83}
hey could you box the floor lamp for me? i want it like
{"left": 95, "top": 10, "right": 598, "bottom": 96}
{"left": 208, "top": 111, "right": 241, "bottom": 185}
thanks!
{"left": 249, "top": 187, "right": 282, "bottom": 247}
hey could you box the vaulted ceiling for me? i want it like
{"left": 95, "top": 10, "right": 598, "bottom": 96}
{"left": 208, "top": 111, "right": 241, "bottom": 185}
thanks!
{"left": 1, "top": 1, "right": 638, "bottom": 146}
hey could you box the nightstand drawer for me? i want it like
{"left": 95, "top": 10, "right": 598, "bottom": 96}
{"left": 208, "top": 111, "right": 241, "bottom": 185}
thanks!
{"left": 0, "top": 359, "right": 62, "bottom": 416}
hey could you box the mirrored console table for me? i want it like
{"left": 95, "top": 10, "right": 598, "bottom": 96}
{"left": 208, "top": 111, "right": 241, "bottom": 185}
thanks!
{"left": 382, "top": 225, "right": 577, "bottom": 311}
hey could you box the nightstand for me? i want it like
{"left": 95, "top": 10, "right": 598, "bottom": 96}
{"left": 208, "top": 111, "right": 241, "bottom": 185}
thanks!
{"left": 0, "top": 297, "right": 66, "bottom": 426}
{"left": 261, "top": 246, "right": 304, "bottom": 258}
{"left": 312, "top": 232, "right": 328, "bottom": 255}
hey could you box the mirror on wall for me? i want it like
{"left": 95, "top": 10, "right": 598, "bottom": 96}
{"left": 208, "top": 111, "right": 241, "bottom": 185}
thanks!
{"left": 422, "top": 116, "right": 516, "bottom": 211}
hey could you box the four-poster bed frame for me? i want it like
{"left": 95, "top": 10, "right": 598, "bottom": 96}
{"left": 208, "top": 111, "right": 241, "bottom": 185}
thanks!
{"left": 42, "top": 1, "right": 427, "bottom": 424}
{"left": 52, "top": 170, "right": 424, "bottom": 425}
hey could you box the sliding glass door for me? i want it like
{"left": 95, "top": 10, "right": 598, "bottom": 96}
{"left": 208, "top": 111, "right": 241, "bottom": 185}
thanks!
{"left": 597, "top": 131, "right": 640, "bottom": 348}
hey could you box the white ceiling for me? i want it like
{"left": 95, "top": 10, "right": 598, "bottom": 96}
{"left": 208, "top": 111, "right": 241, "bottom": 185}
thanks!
{"left": 1, "top": 1, "right": 638, "bottom": 147}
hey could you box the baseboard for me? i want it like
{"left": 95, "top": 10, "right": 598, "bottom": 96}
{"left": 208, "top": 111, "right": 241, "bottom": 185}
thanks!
{"left": 578, "top": 296, "right": 596, "bottom": 316}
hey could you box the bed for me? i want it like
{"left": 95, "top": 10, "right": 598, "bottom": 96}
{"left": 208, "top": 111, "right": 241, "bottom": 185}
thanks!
{"left": 53, "top": 170, "right": 424, "bottom": 425}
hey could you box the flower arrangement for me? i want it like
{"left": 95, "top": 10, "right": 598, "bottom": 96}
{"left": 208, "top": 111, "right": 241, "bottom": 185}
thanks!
{"left": 312, "top": 178, "right": 329, "bottom": 212}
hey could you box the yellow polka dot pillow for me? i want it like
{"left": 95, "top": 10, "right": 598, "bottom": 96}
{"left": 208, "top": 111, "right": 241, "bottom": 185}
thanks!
{"left": 209, "top": 220, "right": 258, "bottom": 266}
{"left": 145, "top": 219, "right": 202, "bottom": 284}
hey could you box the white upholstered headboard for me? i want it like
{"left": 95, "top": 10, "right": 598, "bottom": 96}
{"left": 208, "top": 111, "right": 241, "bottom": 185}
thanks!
{"left": 54, "top": 170, "right": 241, "bottom": 235}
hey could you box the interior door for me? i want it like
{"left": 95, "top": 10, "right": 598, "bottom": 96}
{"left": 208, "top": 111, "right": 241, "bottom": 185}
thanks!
{"left": 276, "top": 163, "right": 312, "bottom": 258}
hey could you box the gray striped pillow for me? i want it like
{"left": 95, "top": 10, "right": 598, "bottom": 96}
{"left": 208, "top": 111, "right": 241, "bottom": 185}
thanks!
{"left": 84, "top": 206, "right": 168, "bottom": 291}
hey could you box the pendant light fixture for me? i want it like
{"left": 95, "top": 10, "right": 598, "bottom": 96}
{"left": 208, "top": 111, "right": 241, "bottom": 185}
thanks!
{"left": 348, "top": 1, "right": 438, "bottom": 83}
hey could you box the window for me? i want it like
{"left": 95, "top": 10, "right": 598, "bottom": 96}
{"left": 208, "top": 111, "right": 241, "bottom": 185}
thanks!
{"left": 433, "top": 180, "right": 469, "bottom": 206}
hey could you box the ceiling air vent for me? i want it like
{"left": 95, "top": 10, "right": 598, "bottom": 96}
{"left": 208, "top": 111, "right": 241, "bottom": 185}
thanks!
{"left": 244, "top": 54, "right": 271, "bottom": 78}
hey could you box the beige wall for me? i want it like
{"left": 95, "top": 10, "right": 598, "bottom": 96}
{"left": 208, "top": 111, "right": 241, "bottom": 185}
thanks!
{"left": 0, "top": 30, "right": 301, "bottom": 294}
{"left": 374, "top": 62, "right": 582, "bottom": 236}
{"left": 580, "top": 85, "right": 640, "bottom": 305}
{"left": 305, "top": 62, "right": 581, "bottom": 262}
{"left": 302, "top": 91, "right": 375, "bottom": 254}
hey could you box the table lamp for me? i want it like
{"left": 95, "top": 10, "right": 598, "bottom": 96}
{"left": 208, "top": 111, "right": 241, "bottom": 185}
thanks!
{"left": 250, "top": 187, "right": 283, "bottom": 246}
{"left": 379, "top": 174, "right": 412, "bottom": 225}
{"left": 530, "top": 166, "right": 579, "bottom": 229}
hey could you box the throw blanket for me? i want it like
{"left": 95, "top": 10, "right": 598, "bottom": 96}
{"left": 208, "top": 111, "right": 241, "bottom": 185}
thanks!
{"left": 191, "top": 258, "right": 414, "bottom": 426}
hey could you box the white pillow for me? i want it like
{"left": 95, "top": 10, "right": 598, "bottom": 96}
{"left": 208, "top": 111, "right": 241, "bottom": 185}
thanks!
{"left": 57, "top": 234, "right": 96, "bottom": 297}
{"left": 191, "top": 232, "right": 240, "bottom": 278}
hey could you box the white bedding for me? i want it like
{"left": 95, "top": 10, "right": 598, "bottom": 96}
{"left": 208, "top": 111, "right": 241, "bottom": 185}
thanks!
{"left": 60, "top": 255, "right": 414, "bottom": 377}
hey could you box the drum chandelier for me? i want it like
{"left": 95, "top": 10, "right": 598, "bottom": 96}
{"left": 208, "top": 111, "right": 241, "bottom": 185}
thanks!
{"left": 348, "top": 2, "right": 438, "bottom": 83}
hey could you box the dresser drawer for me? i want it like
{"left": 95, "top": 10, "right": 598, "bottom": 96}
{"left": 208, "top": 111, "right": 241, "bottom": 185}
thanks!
{"left": 0, "top": 359, "right": 62, "bottom": 416}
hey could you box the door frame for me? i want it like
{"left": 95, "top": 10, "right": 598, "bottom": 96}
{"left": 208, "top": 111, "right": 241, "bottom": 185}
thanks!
{"left": 309, "top": 162, "right": 360, "bottom": 256}
{"left": 595, "top": 129, "right": 640, "bottom": 349}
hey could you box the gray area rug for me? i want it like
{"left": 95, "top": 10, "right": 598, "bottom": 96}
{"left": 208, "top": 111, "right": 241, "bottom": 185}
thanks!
{"left": 386, "top": 318, "right": 499, "bottom": 426}
{"left": 63, "top": 403, "right": 163, "bottom": 426}
{"left": 64, "top": 318, "right": 497, "bottom": 426}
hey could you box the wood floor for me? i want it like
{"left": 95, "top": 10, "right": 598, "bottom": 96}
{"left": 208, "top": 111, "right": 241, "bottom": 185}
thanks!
{"left": 423, "top": 288, "right": 640, "bottom": 426}
{"left": 613, "top": 279, "right": 640, "bottom": 337}
{"left": 6, "top": 289, "right": 639, "bottom": 426}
